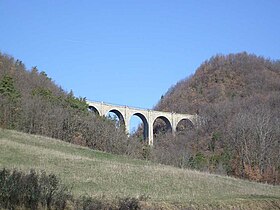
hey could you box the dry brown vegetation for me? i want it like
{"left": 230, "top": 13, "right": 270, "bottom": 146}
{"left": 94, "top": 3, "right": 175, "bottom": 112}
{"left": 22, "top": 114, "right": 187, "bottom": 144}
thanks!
{"left": 154, "top": 52, "right": 280, "bottom": 184}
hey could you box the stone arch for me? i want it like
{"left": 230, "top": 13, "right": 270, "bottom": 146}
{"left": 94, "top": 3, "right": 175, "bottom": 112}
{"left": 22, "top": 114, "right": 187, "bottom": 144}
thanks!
{"left": 153, "top": 116, "right": 172, "bottom": 135}
{"left": 176, "top": 118, "right": 194, "bottom": 132}
{"left": 88, "top": 105, "right": 100, "bottom": 115}
{"left": 106, "top": 109, "right": 125, "bottom": 127}
{"left": 86, "top": 100, "right": 197, "bottom": 145}
{"left": 131, "top": 112, "right": 149, "bottom": 140}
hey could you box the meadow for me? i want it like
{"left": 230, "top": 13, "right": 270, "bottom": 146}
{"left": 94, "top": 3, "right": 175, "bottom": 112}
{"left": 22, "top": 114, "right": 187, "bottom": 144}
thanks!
{"left": 1, "top": 129, "right": 279, "bottom": 209}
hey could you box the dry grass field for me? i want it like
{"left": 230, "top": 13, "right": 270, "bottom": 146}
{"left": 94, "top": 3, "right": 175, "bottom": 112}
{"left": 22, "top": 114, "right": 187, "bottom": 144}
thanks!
{"left": 0, "top": 129, "right": 280, "bottom": 209}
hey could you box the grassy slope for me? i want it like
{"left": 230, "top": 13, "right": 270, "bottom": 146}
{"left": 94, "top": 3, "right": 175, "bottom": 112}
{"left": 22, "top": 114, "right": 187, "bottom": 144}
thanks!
{"left": 0, "top": 129, "right": 280, "bottom": 209}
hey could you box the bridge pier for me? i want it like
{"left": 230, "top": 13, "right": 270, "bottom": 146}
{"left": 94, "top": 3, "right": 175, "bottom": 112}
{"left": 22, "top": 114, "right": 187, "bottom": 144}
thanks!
{"left": 125, "top": 107, "right": 130, "bottom": 136}
{"left": 87, "top": 101, "right": 196, "bottom": 145}
{"left": 148, "top": 113, "right": 154, "bottom": 145}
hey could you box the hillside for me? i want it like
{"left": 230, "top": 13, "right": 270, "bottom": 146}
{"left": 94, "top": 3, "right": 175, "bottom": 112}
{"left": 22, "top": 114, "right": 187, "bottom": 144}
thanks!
{"left": 152, "top": 52, "right": 280, "bottom": 184}
{"left": 1, "top": 129, "right": 280, "bottom": 209}
{"left": 0, "top": 52, "right": 133, "bottom": 155}
{"left": 155, "top": 52, "right": 280, "bottom": 114}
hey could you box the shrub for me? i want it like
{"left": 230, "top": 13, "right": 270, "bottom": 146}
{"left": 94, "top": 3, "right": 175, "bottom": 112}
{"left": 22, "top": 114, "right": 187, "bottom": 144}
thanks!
{"left": 0, "top": 168, "right": 149, "bottom": 210}
{"left": 0, "top": 168, "right": 72, "bottom": 210}
{"left": 76, "top": 196, "right": 107, "bottom": 210}
{"left": 118, "top": 197, "right": 141, "bottom": 210}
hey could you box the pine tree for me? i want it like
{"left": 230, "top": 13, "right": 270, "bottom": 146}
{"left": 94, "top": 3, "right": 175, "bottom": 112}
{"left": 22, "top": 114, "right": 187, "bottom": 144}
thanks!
{"left": 0, "top": 75, "right": 20, "bottom": 99}
{"left": 0, "top": 75, "right": 21, "bottom": 128}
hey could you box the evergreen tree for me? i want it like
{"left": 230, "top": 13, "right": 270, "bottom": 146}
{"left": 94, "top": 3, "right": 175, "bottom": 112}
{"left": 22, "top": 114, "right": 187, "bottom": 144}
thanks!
{"left": 0, "top": 75, "right": 20, "bottom": 99}
{"left": 0, "top": 75, "right": 21, "bottom": 128}
{"left": 65, "top": 90, "right": 88, "bottom": 113}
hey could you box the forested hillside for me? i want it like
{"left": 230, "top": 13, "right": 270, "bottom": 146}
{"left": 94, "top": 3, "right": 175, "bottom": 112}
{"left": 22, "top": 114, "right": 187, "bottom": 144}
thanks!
{"left": 156, "top": 52, "right": 280, "bottom": 113}
{"left": 154, "top": 52, "right": 280, "bottom": 183}
{"left": 0, "top": 53, "right": 130, "bottom": 154}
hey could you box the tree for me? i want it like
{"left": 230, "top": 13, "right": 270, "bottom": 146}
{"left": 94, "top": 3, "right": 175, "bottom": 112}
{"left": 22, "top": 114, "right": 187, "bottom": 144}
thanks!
{"left": 0, "top": 74, "right": 20, "bottom": 99}
{"left": 0, "top": 75, "right": 21, "bottom": 128}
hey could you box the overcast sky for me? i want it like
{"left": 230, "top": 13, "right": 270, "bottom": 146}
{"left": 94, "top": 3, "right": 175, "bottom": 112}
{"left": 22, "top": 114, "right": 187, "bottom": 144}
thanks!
{"left": 1, "top": 0, "right": 279, "bottom": 111}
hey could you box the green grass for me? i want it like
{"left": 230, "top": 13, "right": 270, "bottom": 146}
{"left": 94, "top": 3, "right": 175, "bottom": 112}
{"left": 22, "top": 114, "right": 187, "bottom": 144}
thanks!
{"left": 1, "top": 129, "right": 280, "bottom": 209}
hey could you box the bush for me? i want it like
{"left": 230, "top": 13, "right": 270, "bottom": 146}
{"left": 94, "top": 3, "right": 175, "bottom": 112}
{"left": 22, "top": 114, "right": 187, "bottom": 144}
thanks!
{"left": 118, "top": 197, "right": 141, "bottom": 210}
{"left": 76, "top": 196, "right": 107, "bottom": 210}
{"left": 0, "top": 168, "right": 72, "bottom": 210}
{"left": 0, "top": 168, "right": 149, "bottom": 210}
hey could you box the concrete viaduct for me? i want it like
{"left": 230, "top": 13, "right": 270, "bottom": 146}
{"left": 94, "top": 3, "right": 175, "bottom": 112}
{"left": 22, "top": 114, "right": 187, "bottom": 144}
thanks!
{"left": 87, "top": 101, "right": 197, "bottom": 145}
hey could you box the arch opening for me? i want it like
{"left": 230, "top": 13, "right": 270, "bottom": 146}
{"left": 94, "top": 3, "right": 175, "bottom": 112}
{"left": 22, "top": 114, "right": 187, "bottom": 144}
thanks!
{"left": 88, "top": 106, "right": 100, "bottom": 115}
{"left": 106, "top": 109, "right": 125, "bottom": 128}
{"left": 130, "top": 113, "right": 148, "bottom": 142}
{"left": 176, "top": 119, "right": 194, "bottom": 133}
{"left": 153, "top": 116, "right": 172, "bottom": 137}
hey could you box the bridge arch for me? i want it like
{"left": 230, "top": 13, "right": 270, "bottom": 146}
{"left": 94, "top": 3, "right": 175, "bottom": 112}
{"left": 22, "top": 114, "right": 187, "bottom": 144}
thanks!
{"left": 88, "top": 105, "right": 100, "bottom": 115}
{"left": 153, "top": 116, "right": 172, "bottom": 136}
{"left": 130, "top": 112, "right": 149, "bottom": 140}
{"left": 87, "top": 101, "right": 196, "bottom": 145}
{"left": 106, "top": 109, "right": 125, "bottom": 128}
{"left": 176, "top": 118, "right": 194, "bottom": 132}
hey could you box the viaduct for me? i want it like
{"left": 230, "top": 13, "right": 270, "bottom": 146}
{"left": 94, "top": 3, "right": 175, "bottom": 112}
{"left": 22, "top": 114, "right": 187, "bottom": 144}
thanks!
{"left": 87, "top": 101, "right": 197, "bottom": 145}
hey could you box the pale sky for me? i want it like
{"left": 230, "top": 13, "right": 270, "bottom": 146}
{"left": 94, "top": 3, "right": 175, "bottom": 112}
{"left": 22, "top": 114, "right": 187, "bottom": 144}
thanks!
{"left": 1, "top": 0, "right": 280, "bottom": 131}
